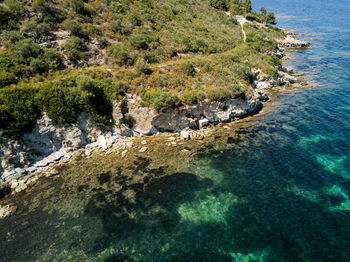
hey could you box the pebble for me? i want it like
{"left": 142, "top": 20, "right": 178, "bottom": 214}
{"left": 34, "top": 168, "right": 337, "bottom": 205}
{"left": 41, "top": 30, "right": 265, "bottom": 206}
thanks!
{"left": 141, "top": 140, "right": 147, "bottom": 145}
{"left": 139, "top": 147, "right": 147, "bottom": 153}
{"left": 121, "top": 150, "right": 128, "bottom": 158}
{"left": 126, "top": 141, "right": 134, "bottom": 148}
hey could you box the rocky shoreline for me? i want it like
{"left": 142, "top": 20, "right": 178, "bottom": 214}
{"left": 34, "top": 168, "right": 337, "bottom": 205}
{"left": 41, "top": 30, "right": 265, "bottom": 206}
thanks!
{"left": 0, "top": 32, "right": 310, "bottom": 206}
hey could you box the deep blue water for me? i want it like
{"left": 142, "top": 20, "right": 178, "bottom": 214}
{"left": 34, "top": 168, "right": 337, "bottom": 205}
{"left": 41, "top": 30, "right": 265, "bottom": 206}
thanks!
{"left": 1, "top": 0, "right": 350, "bottom": 261}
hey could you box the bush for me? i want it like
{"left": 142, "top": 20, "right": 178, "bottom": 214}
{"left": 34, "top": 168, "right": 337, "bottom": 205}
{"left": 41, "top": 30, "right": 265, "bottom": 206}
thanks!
{"left": 109, "top": 19, "right": 122, "bottom": 33}
{"left": 0, "top": 52, "right": 14, "bottom": 71}
{"left": 37, "top": 83, "right": 77, "bottom": 125}
{"left": 1, "top": 30, "right": 24, "bottom": 46}
{"left": 205, "top": 87, "right": 230, "bottom": 101}
{"left": 63, "top": 37, "right": 88, "bottom": 62}
{"left": 141, "top": 90, "right": 180, "bottom": 112}
{"left": 95, "top": 78, "right": 126, "bottom": 101}
{"left": 129, "top": 33, "right": 149, "bottom": 49}
{"left": 109, "top": 19, "right": 134, "bottom": 35}
{"left": 71, "top": 0, "right": 85, "bottom": 14}
{"left": 0, "top": 86, "right": 40, "bottom": 139}
{"left": 34, "top": 0, "right": 64, "bottom": 24}
{"left": 210, "top": 0, "right": 229, "bottom": 10}
{"left": 246, "top": 13, "right": 261, "bottom": 23}
{"left": 0, "top": 71, "right": 16, "bottom": 88}
{"left": 62, "top": 20, "right": 83, "bottom": 37}
{"left": 74, "top": 74, "right": 114, "bottom": 128}
{"left": 109, "top": 0, "right": 130, "bottom": 14}
{"left": 180, "top": 62, "right": 196, "bottom": 76}
{"left": 127, "top": 11, "right": 142, "bottom": 26}
{"left": 110, "top": 44, "right": 130, "bottom": 66}
{"left": 135, "top": 58, "right": 151, "bottom": 74}
{"left": 43, "top": 48, "right": 64, "bottom": 70}
{"left": 74, "top": 74, "right": 95, "bottom": 99}
{"left": 129, "top": 32, "right": 159, "bottom": 50}
{"left": 11, "top": 38, "right": 41, "bottom": 63}
{"left": 30, "top": 58, "right": 47, "bottom": 73}
{"left": 21, "top": 21, "right": 51, "bottom": 39}
{"left": 0, "top": 0, "right": 24, "bottom": 29}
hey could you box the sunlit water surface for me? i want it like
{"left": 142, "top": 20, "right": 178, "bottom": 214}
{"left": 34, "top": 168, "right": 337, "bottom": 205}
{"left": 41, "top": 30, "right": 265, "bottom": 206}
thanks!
{"left": 1, "top": 0, "right": 350, "bottom": 261}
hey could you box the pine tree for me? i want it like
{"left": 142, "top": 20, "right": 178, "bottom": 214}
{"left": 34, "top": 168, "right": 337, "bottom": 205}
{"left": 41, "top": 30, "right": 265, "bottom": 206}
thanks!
{"left": 242, "top": 0, "right": 252, "bottom": 13}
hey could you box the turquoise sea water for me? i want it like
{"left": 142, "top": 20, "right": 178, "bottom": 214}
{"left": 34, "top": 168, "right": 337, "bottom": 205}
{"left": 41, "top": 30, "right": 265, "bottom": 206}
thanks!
{"left": 1, "top": 0, "right": 350, "bottom": 261}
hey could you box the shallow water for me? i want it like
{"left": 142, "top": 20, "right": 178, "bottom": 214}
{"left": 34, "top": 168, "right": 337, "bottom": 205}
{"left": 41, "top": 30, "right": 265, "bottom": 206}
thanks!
{"left": 1, "top": 0, "right": 350, "bottom": 261}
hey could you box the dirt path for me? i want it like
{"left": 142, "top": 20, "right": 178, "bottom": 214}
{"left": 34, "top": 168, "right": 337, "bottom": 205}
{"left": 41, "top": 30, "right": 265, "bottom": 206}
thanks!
{"left": 236, "top": 15, "right": 247, "bottom": 42}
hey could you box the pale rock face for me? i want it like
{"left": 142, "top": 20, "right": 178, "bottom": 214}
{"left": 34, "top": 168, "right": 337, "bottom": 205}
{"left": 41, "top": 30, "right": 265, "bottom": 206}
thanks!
{"left": 0, "top": 205, "right": 11, "bottom": 219}
{"left": 127, "top": 97, "right": 158, "bottom": 135}
{"left": 199, "top": 119, "right": 209, "bottom": 128}
{"left": 181, "top": 129, "right": 192, "bottom": 140}
{"left": 279, "top": 35, "right": 311, "bottom": 48}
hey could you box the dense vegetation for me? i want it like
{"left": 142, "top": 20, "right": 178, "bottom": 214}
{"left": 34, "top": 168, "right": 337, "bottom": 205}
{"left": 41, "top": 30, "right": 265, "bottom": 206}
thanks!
{"left": 0, "top": 0, "right": 283, "bottom": 139}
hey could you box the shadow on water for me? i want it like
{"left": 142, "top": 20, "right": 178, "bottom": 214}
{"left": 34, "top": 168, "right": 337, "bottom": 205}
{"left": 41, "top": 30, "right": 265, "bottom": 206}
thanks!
{"left": 84, "top": 156, "right": 214, "bottom": 257}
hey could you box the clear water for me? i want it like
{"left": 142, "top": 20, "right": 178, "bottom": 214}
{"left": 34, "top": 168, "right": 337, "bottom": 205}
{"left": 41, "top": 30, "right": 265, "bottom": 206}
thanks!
{"left": 1, "top": 0, "right": 350, "bottom": 261}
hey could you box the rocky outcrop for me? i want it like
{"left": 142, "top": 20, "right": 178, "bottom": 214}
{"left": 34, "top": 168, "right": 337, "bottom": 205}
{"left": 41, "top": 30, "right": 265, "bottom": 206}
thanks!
{"left": 279, "top": 32, "right": 311, "bottom": 48}
{"left": 0, "top": 41, "right": 303, "bottom": 185}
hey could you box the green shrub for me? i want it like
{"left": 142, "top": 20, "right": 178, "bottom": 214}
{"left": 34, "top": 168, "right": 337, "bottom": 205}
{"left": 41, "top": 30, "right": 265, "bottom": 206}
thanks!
{"left": 143, "top": 51, "right": 158, "bottom": 64}
{"left": 21, "top": 21, "right": 51, "bottom": 39}
{"left": 0, "top": 71, "right": 16, "bottom": 88}
{"left": 206, "top": 87, "right": 230, "bottom": 101}
{"left": 141, "top": 90, "right": 180, "bottom": 112}
{"left": 71, "top": 0, "right": 85, "bottom": 14}
{"left": 30, "top": 58, "right": 47, "bottom": 73}
{"left": 11, "top": 38, "right": 41, "bottom": 63}
{"left": 246, "top": 30, "right": 278, "bottom": 53}
{"left": 129, "top": 33, "right": 149, "bottom": 49}
{"left": 129, "top": 32, "right": 159, "bottom": 50}
{"left": 135, "top": 58, "right": 151, "bottom": 74}
{"left": 109, "top": 19, "right": 122, "bottom": 33}
{"left": 43, "top": 48, "right": 64, "bottom": 70}
{"left": 0, "top": 86, "right": 40, "bottom": 139}
{"left": 0, "top": 0, "right": 24, "bottom": 29}
{"left": 63, "top": 37, "right": 88, "bottom": 62}
{"left": 246, "top": 13, "right": 261, "bottom": 23}
{"left": 109, "top": 0, "right": 130, "bottom": 14}
{"left": 84, "top": 24, "right": 100, "bottom": 36}
{"left": 0, "top": 52, "right": 14, "bottom": 71}
{"left": 62, "top": 20, "right": 83, "bottom": 37}
{"left": 109, "top": 19, "right": 134, "bottom": 35}
{"left": 181, "top": 36, "right": 208, "bottom": 53}
{"left": 110, "top": 44, "right": 131, "bottom": 66}
{"left": 74, "top": 74, "right": 114, "bottom": 128}
{"left": 1, "top": 30, "right": 24, "bottom": 46}
{"left": 95, "top": 78, "right": 126, "bottom": 101}
{"left": 127, "top": 11, "right": 142, "bottom": 26}
{"left": 37, "top": 83, "right": 77, "bottom": 125}
{"left": 210, "top": 0, "right": 229, "bottom": 10}
{"left": 180, "top": 62, "right": 196, "bottom": 76}
{"left": 235, "top": 64, "right": 254, "bottom": 83}
{"left": 34, "top": 0, "right": 64, "bottom": 24}
{"left": 74, "top": 74, "right": 95, "bottom": 99}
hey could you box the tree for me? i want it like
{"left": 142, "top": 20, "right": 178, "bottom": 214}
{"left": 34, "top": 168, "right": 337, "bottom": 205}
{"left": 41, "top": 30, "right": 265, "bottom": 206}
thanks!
{"left": 229, "top": 0, "right": 243, "bottom": 15}
{"left": 266, "top": 12, "right": 276, "bottom": 24}
{"left": 242, "top": 0, "right": 252, "bottom": 13}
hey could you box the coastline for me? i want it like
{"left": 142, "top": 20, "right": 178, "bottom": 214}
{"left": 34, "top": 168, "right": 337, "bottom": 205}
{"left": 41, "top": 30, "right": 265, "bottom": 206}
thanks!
{"left": 0, "top": 30, "right": 311, "bottom": 212}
